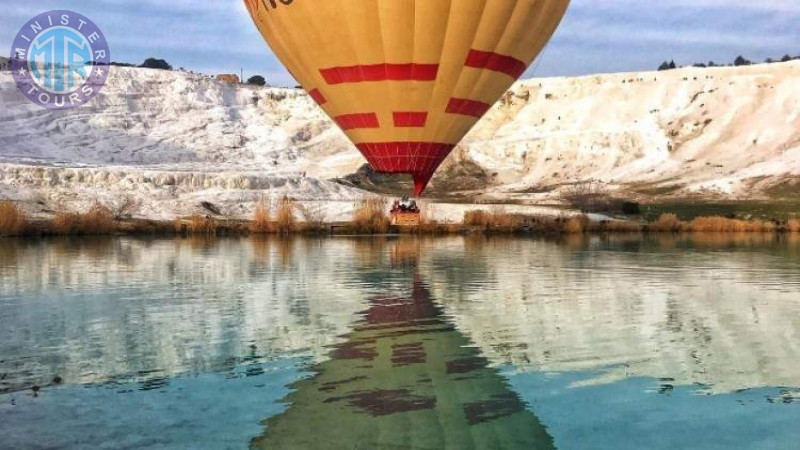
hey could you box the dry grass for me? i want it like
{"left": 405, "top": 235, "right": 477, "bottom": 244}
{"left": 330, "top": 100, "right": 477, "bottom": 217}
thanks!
{"left": 251, "top": 198, "right": 272, "bottom": 233}
{"left": 82, "top": 203, "right": 116, "bottom": 234}
{"left": 788, "top": 219, "right": 800, "bottom": 232}
{"left": 688, "top": 216, "right": 777, "bottom": 232}
{"left": 464, "top": 210, "right": 490, "bottom": 227}
{"left": 298, "top": 202, "right": 326, "bottom": 232}
{"left": 564, "top": 217, "right": 585, "bottom": 234}
{"left": 51, "top": 203, "right": 116, "bottom": 235}
{"left": 649, "top": 213, "right": 684, "bottom": 232}
{"left": 186, "top": 214, "right": 218, "bottom": 236}
{"left": 463, "top": 208, "right": 520, "bottom": 232}
{"left": 352, "top": 197, "right": 389, "bottom": 234}
{"left": 0, "top": 200, "right": 28, "bottom": 236}
{"left": 601, "top": 220, "right": 644, "bottom": 233}
{"left": 274, "top": 196, "right": 297, "bottom": 234}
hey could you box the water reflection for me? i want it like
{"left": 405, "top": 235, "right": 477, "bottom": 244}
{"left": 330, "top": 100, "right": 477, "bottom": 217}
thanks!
{"left": 252, "top": 241, "right": 553, "bottom": 449}
{"left": 0, "top": 234, "right": 798, "bottom": 449}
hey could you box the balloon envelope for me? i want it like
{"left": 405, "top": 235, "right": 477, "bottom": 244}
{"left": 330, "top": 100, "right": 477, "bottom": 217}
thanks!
{"left": 245, "top": 0, "right": 570, "bottom": 195}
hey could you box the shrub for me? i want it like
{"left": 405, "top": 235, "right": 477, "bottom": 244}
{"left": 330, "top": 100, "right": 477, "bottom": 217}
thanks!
{"left": 0, "top": 200, "right": 28, "bottom": 235}
{"left": 140, "top": 58, "right": 172, "bottom": 70}
{"left": 621, "top": 201, "right": 641, "bottom": 215}
{"left": 352, "top": 197, "right": 389, "bottom": 233}
{"left": 650, "top": 213, "right": 683, "bottom": 232}
{"left": 788, "top": 219, "right": 800, "bottom": 232}
{"left": 251, "top": 198, "right": 272, "bottom": 233}
{"left": 560, "top": 182, "right": 610, "bottom": 212}
{"left": 275, "top": 196, "right": 297, "bottom": 234}
{"left": 247, "top": 75, "right": 266, "bottom": 86}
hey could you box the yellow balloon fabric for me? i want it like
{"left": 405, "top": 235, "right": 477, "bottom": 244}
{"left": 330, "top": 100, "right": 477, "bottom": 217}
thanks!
{"left": 245, "top": 0, "right": 570, "bottom": 195}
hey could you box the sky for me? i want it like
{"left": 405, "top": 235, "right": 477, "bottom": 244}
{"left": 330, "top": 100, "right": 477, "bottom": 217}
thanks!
{"left": 2, "top": 0, "right": 798, "bottom": 87}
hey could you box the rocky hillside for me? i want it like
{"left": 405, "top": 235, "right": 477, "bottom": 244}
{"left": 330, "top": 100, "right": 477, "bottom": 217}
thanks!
{"left": 0, "top": 62, "right": 798, "bottom": 218}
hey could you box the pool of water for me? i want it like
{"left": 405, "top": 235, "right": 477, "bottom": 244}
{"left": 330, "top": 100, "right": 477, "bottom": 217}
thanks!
{"left": 1, "top": 234, "right": 799, "bottom": 449}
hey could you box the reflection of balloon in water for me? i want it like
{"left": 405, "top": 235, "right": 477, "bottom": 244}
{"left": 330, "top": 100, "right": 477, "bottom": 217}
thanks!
{"left": 245, "top": 0, "right": 570, "bottom": 195}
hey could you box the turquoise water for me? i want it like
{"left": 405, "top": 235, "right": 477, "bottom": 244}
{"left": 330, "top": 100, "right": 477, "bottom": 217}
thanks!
{"left": 1, "top": 235, "right": 799, "bottom": 449}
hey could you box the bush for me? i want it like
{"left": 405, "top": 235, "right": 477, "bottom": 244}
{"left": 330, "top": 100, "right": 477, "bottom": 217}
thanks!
{"left": 789, "top": 219, "right": 800, "bottom": 232}
{"left": 140, "top": 58, "right": 172, "bottom": 71}
{"left": 247, "top": 75, "right": 266, "bottom": 86}
{"left": 560, "top": 182, "right": 610, "bottom": 212}
{"left": 352, "top": 197, "right": 389, "bottom": 233}
{"left": 650, "top": 213, "right": 683, "bottom": 232}
{"left": 0, "top": 200, "right": 28, "bottom": 235}
{"left": 621, "top": 201, "right": 641, "bottom": 215}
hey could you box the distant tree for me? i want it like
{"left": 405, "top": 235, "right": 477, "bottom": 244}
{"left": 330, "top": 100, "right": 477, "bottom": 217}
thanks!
{"left": 733, "top": 55, "right": 750, "bottom": 66}
{"left": 247, "top": 75, "right": 267, "bottom": 86}
{"left": 781, "top": 54, "right": 793, "bottom": 62}
{"left": 140, "top": 58, "right": 172, "bottom": 71}
{"left": 658, "top": 60, "right": 677, "bottom": 71}
{"left": 765, "top": 58, "right": 774, "bottom": 64}
{"left": 693, "top": 63, "right": 707, "bottom": 68}
{"left": 708, "top": 61, "right": 717, "bottom": 67}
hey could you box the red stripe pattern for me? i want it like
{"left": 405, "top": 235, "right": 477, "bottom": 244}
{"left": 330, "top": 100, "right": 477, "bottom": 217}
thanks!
{"left": 308, "top": 88, "right": 326, "bottom": 105}
{"left": 355, "top": 142, "right": 456, "bottom": 195}
{"left": 320, "top": 64, "right": 439, "bottom": 85}
{"left": 335, "top": 113, "right": 380, "bottom": 130}
{"left": 465, "top": 50, "right": 527, "bottom": 79}
{"left": 393, "top": 112, "right": 428, "bottom": 128}
{"left": 446, "top": 98, "right": 492, "bottom": 118}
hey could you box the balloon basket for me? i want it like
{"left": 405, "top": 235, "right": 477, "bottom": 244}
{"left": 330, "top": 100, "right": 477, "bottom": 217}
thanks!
{"left": 390, "top": 210, "right": 421, "bottom": 227}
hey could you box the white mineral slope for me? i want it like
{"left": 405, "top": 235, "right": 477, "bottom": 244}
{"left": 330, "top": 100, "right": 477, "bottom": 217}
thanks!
{"left": 0, "top": 67, "right": 364, "bottom": 220}
{"left": 0, "top": 62, "right": 798, "bottom": 221}
{"left": 451, "top": 60, "right": 800, "bottom": 198}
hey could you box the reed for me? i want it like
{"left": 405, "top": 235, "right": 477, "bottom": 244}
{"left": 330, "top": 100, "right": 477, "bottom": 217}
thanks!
{"left": 0, "top": 200, "right": 28, "bottom": 236}
{"left": 186, "top": 214, "right": 218, "bottom": 236}
{"left": 463, "top": 210, "right": 490, "bottom": 228}
{"left": 251, "top": 198, "right": 272, "bottom": 233}
{"left": 352, "top": 197, "right": 389, "bottom": 233}
{"left": 274, "top": 196, "right": 297, "bottom": 234}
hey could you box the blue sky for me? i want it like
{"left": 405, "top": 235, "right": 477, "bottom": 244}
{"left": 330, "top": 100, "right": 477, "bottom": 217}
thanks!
{"left": 2, "top": 0, "right": 798, "bottom": 86}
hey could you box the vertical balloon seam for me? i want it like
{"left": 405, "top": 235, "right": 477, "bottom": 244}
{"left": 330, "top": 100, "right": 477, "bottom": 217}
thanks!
{"left": 445, "top": 0, "right": 522, "bottom": 145}
{"left": 428, "top": 0, "right": 488, "bottom": 165}
{"left": 426, "top": 0, "right": 491, "bottom": 190}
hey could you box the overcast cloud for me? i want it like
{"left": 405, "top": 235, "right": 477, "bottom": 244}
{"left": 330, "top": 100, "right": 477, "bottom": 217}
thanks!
{"left": 1, "top": 0, "right": 797, "bottom": 86}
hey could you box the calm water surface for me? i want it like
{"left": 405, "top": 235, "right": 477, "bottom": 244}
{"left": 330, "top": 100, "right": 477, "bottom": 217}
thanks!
{"left": 0, "top": 235, "right": 799, "bottom": 449}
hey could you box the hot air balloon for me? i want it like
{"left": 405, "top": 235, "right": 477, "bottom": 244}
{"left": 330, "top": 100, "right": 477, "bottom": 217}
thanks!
{"left": 245, "top": 0, "right": 570, "bottom": 195}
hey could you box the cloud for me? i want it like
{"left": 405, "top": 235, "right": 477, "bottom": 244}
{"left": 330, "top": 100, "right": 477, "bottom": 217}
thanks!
{"left": 1, "top": 0, "right": 797, "bottom": 85}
